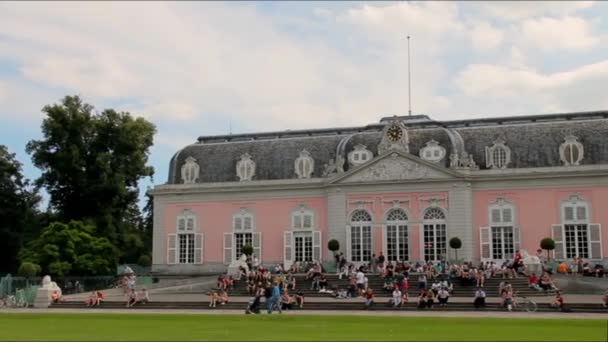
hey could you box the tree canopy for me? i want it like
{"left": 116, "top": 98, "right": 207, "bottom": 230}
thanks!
{"left": 0, "top": 145, "right": 40, "bottom": 273}
{"left": 20, "top": 221, "right": 117, "bottom": 276}
{"left": 26, "top": 95, "right": 156, "bottom": 263}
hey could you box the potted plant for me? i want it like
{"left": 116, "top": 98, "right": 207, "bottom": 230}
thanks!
{"left": 449, "top": 237, "right": 462, "bottom": 262}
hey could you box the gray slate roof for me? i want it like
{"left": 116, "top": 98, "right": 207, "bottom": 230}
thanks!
{"left": 167, "top": 112, "right": 608, "bottom": 184}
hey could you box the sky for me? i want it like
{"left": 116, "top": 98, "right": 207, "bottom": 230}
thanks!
{"left": 1, "top": 1, "right": 607, "bottom": 209}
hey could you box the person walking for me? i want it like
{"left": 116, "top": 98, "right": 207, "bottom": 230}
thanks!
{"left": 267, "top": 280, "right": 282, "bottom": 314}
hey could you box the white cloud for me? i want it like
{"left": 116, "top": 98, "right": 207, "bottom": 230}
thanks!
{"left": 469, "top": 21, "right": 504, "bottom": 51}
{"left": 475, "top": 1, "right": 595, "bottom": 20}
{"left": 520, "top": 16, "right": 600, "bottom": 51}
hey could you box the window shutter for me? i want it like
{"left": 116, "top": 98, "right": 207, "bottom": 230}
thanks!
{"left": 178, "top": 218, "right": 186, "bottom": 231}
{"left": 244, "top": 216, "right": 252, "bottom": 230}
{"left": 194, "top": 233, "right": 203, "bottom": 264}
{"left": 313, "top": 230, "right": 322, "bottom": 262}
{"left": 253, "top": 232, "right": 262, "bottom": 263}
{"left": 589, "top": 224, "right": 602, "bottom": 260}
{"left": 167, "top": 234, "right": 177, "bottom": 264}
{"left": 382, "top": 225, "right": 387, "bottom": 258}
{"left": 491, "top": 209, "right": 501, "bottom": 223}
{"left": 303, "top": 214, "right": 312, "bottom": 229}
{"left": 513, "top": 226, "right": 521, "bottom": 253}
{"left": 294, "top": 215, "right": 302, "bottom": 229}
{"left": 234, "top": 217, "right": 242, "bottom": 231}
{"left": 346, "top": 225, "right": 352, "bottom": 261}
{"left": 576, "top": 206, "right": 587, "bottom": 221}
{"left": 564, "top": 207, "right": 574, "bottom": 221}
{"left": 480, "top": 227, "right": 490, "bottom": 260}
{"left": 552, "top": 224, "right": 564, "bottom": 260}
{"left": 284, "top": 231, "right": 293, "bottom": 269}
{"left": 187, "top": 217, "right": 194, "bottom": 231}
{"left": 223, "top": 233, "right": 234, "bottom": 265}
{"left": 485, "top": 146, "right": 492, "bottom": 168}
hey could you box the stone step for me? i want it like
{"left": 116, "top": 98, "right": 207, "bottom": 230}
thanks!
{"left": 50, "top": 301, "right": 608, "bottom": 313}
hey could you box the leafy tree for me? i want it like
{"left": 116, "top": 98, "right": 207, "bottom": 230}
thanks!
{"left": 241, "top": 244, "right": 254, "bottom": 257}
{"left": 137, "top": 255, "right": 151, "bottom": 267}
{"left": 540, "top": 237, "right": 556, "bottom": 261}
{"left": 26, "top": 95, "right": 156, "bottom": 263}
{"left": 327, "top": 239, "right": 340, "bottom": 255}
{"left": 449, "top": 237, "right": 462, "bottom": 261}
{"left": 20, "top": 221, "right": 117, "bottom": 277}
{"left": 18, "top": 262, "right": 41, "bottom": 278}
{"left": 0, "top": 145, "right": 40, "bottom": 273}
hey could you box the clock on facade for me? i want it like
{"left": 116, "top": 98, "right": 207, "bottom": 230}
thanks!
{"left": 387, "top": 125, "right": 402, "bottom": 142}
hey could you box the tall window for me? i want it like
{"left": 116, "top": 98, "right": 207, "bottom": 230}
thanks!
{"left": 350, "top": 210, "right": 372, "bottom": 262}
{"left": 177, "top": 210, "right": 196, "bottom": 264}
{"left": 234, "top": 210, "right": 254, "bottom": 258}
{"left": 489, "top": 203, "right": 515, "bottom": 260}
{"left": 292, "top": 207, "right": 314, "bottom": 262}
{"left": 385, "top": 208, "right": 409, "bottom": 261}
{"left": 562, "top": 198, "right": 589, "bottom": 259}
{"left": 423, "top": 208, "right": 447, "bottom": 261}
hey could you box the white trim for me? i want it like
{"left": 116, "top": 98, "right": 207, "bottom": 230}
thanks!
{"left": 589, "top": 224, "right": 602, "bottom": 260}
{"left": 253, "top": 232, "right": 262, "bottom": 263}
{"left": 223, "top": 232, "right": 234, "bottom": 265}
{"left": 551, "top": 224, "right": 564, "bottom": 260}
{"left": 346, "top": 225, "right": 352, "bottom": 261}
{"left": 194, "top": 233, "right": 203, "bottom": 264}
{"left": 560, "top": 194, "right": 590, "bottom": 224}
{"left": 313, "top": 230, "right": 322, "bottom": 262}
{"left": 284, "top": 231, "right": 294, "bottom": 269}
{"left": 167, "top": 234, "right": 177, "bottom": 264}
{"left": 480, "top": 227, "right": 490, "bottom": 261}
{"left": 233, "top": 208, "right": 255, "bottom": 232}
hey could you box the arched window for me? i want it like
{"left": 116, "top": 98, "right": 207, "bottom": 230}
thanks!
{"left": 559, "top": 136, "right": 584, "bottom": 166}
{"left": 385, "top": 208, "right": 408, "bottom": 262}
{"left": 349, "top": 209, "right": 372, "bottom": 262}
{"left": 485, "top": 138, "right": 511, "bottom": 169}
{"left": 422, "top": 207, "right": 447, "bottom": 262}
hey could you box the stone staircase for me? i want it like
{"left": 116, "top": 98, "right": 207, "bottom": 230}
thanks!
{"left": 203, "top": 274, "right": 539, "bottom": 298}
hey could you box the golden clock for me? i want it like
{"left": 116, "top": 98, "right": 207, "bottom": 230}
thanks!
{"left": 387, "top": 125, "right": 402, "bottom": 142}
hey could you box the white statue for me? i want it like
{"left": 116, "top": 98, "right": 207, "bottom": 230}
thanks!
{"left": 521, "top": 250, "right": 542, "bottom": 274}
{"left": 227, "top": 253, "right": 250, "bottom": 279}
{"left": 35, "top": 274, "right": 63, "bottom": 308}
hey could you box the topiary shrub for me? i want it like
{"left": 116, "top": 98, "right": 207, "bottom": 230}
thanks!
{"left": 327, "top": 239, "right": 340, "bottom": 254}
{"left": 137, "top": 255, "right": 152, "bottom": 267}
{"left": 18, "top": 262, "right": 41, "bottom": 278}
{"left": 449, "top": 237, "right": 462, "bottom": 261}
{"left": 242, "top": 244, "right": 254, "bottom": 257}
{"left": 540, "top": 237, "right": 556, "bottom": 261}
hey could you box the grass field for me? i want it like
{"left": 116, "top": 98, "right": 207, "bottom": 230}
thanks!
{"left": 0, "top": 313, "right": 606, "bottom": 341}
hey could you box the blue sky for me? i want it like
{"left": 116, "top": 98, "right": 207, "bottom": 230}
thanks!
{"left": 1, "top": 1, "right": 607, "bottom": 209}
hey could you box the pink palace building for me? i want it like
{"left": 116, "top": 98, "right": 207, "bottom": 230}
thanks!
{"left": 150, "top": 112, "right": 608, "bottom": 274}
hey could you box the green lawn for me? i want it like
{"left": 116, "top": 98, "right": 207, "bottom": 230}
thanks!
{"left": 0, "top": 313, "right": 605, "bottom": 341}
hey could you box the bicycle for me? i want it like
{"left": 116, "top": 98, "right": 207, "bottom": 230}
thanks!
{"left": 513, "top": 292, "right": 537, "bottom": 312}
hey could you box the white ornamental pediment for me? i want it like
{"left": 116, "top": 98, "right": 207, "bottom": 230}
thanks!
{"left": 333, "top": 152, "right": 455, "bottom": 184}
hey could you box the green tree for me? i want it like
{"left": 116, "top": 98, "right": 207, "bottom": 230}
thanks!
{"left": 540, "top": 237, "right": 556, "bottom": 261}
{"left": 26, "top": 95, "right": 156, "bottom": 263}
{"left": 0, "top": 145, "right": 40, "bottom": 273}
{"left": 20, "top": 221, "right": 117, "bottom": 277}
{"left": 449, "top": 237, "right": 462, "bottom": 262}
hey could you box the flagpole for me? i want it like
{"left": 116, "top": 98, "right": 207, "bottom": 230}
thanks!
{"left": 407, "top": 35, "right": 412, "bottom": 116}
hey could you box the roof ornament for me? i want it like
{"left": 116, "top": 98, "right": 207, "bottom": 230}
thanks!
{"left": 236, "top": 153, "right": 256, "bottom": 181}
{"left": 181, "top": 156, "right": 200, "bottom": 184}
{"left": 378, "top": 119, "right": 409, "bottom": 155}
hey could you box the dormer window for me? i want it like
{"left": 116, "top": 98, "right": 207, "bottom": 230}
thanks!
{"left": 348, "top": 144, "right": 373, "bottom": 167}
{"left": 294, "top": 149, "right": 314, "bottom": 179}
{"left": 181, "top": 156, "right": 200, "bottom": 184}
{"left": 559, "top": 135, "right": 584, "bottom": 166}
{"left": 485, "top": 138, "right": 511, "bottom": 169}
{"left": 419, "top": 140, "right": 446, "bottom": 163}
{"left": 236, "top": 153, "right": 256, "bottom": 181}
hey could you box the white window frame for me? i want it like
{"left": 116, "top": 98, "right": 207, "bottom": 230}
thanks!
{"left": 347, "top": 209, "right": 373, "bottom": 263}
{"left": 289, "top": 205, "right": 319, "bottom": 263}
{"left": 483, "top": 199, "right": 519, "bottom": 262}
{"left": 294, "top": 150, "right": 315, "bottom": 179}
{"left": 421, "top": 207, "right": 447, "bottom": 262}
{"left": 555, "top": 195, "right": 601, "bottom": 260}
{"left": 170, "top": 209, "right": 203, "bottom": 265}
{"left": 224, "top": 208, "right": 262, "bottom": 264}
{"left": 236, "top": 153, "right": 256, "bottom": 181}
{"left": 419, "top": 140, "right": 446, "bottom": 163}
{"left": 292, "top": 206, "right": 314, "bottom": 230}
{"left": 348, "top": 144, "right": 373, "bottom": 167}
{"left": 485, "top": 138, "right": 511, "bottom": 169}
{"left": 383, "top": 208, "right": 409, "bottom": 262}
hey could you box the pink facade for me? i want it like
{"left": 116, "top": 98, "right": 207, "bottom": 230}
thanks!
{"left": 473, "top": 186, "right": 608, "bottom": 260}
{"left": 163, "top": 197, "right": 327, "bottom": 264}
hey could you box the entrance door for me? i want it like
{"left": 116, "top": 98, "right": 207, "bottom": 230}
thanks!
{"left": 294, "top": 231, "right": 313, "bottom": 262}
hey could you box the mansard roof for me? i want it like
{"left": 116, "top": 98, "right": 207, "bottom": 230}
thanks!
{"left": 167, "top": 111, "right": 608, "bottom": 184}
